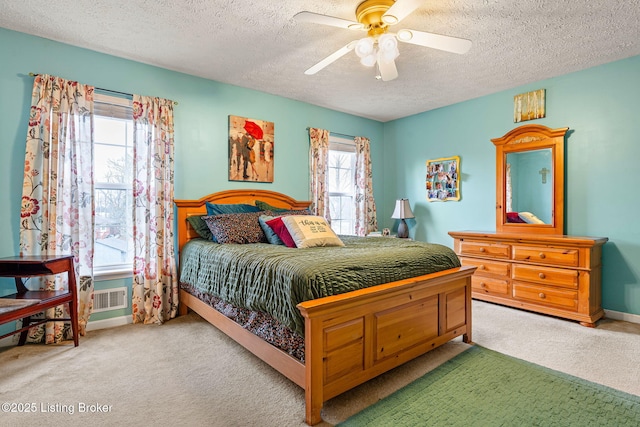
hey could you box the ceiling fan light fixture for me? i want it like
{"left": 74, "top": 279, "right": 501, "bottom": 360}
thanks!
{"left": 295, "top": 0, "right": 471, "bottom": 80}
{"left": 378, "top": 33, "right": 399, "bottom": 63}
{"left": 355, "top": 37, "right": 375, "bottom": 58}
{"left": 396, "top": 29, "right": 413, "bottom": 41}
{"left": 361, "top": 53, "right": 378, "bottom": 67}
{"left": 378, "top": 34, "right": 397, "bottom": 51}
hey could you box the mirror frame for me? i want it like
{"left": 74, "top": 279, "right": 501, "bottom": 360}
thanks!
{"left": 492, "top": 124, "right": 569, "bottom": 235}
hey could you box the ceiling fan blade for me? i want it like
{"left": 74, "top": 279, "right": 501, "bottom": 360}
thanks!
{"left": 382, "top": 0, "right": 424, "bottom": 25}
{"left": 304, "top": 42, "right": 357, "bottom": 75}
{"left": 294, "top": 11, "right": 362, "bottom": 30}
{"left": 396, "top": 29, "right": 472, "bottom": 54}
{"left": 378, "top": 59, "right": 398, "bottom": 82}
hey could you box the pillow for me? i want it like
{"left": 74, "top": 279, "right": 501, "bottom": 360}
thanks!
{"left": 276, "top": 208, "right": 312, "bottom": 216}
{"left": 205, "top": 201, "right": 261, "bottom": 216}
{"left": 186, "top": 215, "right": 213, "bottom": 240}
{"left": 203, "top": 212, "right": 268, "bottom": 244}
{"left": 255, "top": 200, "right": 313, "bottom": 215}
{"left": 281, "top": 215, "right": 345, "bottom": 249}
{"left": 255, "top": 200, "right": 288, "bottom": 212}
{"left": 260, "top": 209, "right": 314, "bottom": 245}
{"left": 518, "top": 211, "right": 545, "bottom": 224}
{"left": 259, "top": 215, "right": 285, "bottom": 245}
{"left": 265, "top": 217, "right": 297, "bottom": 248}
{"left": 506, "top": 212, "right": 526, "bottom": 223}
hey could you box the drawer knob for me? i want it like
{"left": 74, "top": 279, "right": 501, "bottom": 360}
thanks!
{"left": 479, "top": 247, "right": 486, "bottom": 253}
{"left": 539, "top": 253, "right": 546, "bottom": 259}
{"left": 479, "top": 265, "right": 486, "bottom": 270}
{"left": 480, "top": 282, "right": 487, "bottom": 288}
{"left": 539, "top": 273, "right": 546, "bottom": 279}
{"left": 539, "top": 292, "right": 546, "bottom": 299}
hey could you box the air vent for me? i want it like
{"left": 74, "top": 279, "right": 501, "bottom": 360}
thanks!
{"left": 93, "top": 287, "right": 127, "bottom": 312}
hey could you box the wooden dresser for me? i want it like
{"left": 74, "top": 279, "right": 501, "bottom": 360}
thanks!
{"left": 448, "top": 231, "right": 608, "bottom": 327}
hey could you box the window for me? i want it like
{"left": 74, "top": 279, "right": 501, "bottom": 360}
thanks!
{"left": 328, "top": 136, "right": 356, "bottom": 235}
{"left": 93, "top": 93, "right": 134, "bottom": 276}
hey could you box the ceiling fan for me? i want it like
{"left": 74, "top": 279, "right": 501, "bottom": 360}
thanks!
{"left": 294, "top": 0, "right": 472, "bottom": 81}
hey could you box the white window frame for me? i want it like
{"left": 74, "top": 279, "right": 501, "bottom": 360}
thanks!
{"left": 93, "top": 93, "right": 134, "bottom": 280}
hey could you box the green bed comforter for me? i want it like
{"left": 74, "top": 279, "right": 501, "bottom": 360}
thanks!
{"left": 179, "top": 236, "right": 460, "bottom": 336}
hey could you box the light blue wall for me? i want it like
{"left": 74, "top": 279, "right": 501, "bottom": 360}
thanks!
{"left": 1, "top": 27, "right": 638, "bottom": 322}
{"left": 382, "top": 55, "right": 640, "bottom": 316}
{"left": 0, "top": 28, "right": 384, "bottom": 326}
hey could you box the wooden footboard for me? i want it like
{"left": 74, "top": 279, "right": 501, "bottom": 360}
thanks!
{"left": 298, "top": 265, "right": 474, "bottom": 425}
{"left": 179, "top": 265, "right": 474, "bottom": 425}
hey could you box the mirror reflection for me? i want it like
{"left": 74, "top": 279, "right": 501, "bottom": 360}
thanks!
{"left": 505, "top": 148, "right": 552, "bottom": 224}
{"left": 493, "top": 124, "right": 567, "bottom": 235}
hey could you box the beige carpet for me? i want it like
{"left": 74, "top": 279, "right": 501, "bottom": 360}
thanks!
{"left": 1, "top": 301, "right": 639, "bottom": 427}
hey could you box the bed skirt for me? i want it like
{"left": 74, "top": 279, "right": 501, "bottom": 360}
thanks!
{"left": 180, "top": 283, "right": 305, "bottom": 362}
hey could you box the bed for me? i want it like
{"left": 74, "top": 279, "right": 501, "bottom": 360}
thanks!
{"left": 175, "top": 189, "right": 476, "bottom": 425}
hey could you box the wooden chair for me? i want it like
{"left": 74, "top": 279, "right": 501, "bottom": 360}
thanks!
{"left": 0, "top": 255, "right": 79, "bottom": 346}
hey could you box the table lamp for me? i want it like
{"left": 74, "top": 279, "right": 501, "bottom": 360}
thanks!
{"left": 391, "top": 198, "right": 414, "bottom": 238}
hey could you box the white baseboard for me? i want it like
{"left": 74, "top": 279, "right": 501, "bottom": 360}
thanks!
{"left": 604, "top": 309, "right": 640, "bottom": 324}
{"left": 86, "top": 315, "right": 132, "bottom": 331}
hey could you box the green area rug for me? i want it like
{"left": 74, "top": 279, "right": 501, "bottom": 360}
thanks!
{"left": 338, "top": 346, "right": 640, "bottom": 426}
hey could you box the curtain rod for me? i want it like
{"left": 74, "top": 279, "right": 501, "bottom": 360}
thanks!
{"left": 28, "top": 73, "right": 178, "bottom": 105}
{"left": 305, "top": 127, "right": 355, "bottom": 139}
{"left": 331, "top": 132, "right": 356, "bottom": 139}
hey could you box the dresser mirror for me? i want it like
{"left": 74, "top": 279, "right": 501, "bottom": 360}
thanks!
{"left": 492, "top": 124, "right": 569, "bottom": 235}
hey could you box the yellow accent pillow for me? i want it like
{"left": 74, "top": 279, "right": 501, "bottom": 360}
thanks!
{"left": 281, "top": 215, "right": 345, "bottom": 248}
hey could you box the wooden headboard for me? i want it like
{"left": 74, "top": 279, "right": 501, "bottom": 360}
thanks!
{"left": 174, "top": 189, "right": 312, "bottom": 252}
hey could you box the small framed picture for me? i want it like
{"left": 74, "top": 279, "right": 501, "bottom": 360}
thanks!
{"left": 514, "top": 89, "right": 546, "bottom": 123}
{"left": 426, "top": 156, "right": 460, "bottom": 202}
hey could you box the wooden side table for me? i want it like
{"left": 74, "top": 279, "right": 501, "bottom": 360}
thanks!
{"left": 0, "top": 255, "right": 79, "bottom": 346}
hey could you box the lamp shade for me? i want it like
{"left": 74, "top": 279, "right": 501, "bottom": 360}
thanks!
{"left": 391, "top": 199, "right": 414, "bottom": 219}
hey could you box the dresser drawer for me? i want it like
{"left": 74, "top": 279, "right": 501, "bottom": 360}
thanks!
{"left": 512, "top": 245, "right": 579, "bottom": 267}
{"left": 471, "top": 276, "right": 510, "bottom": 296}
{"left": 459, "top": 241, "right": 510, "bottom": 259}
{"left": 512, "top": 264, "right": 578, "bottom": 289}
{"left": 512, "top": 282, "right": 578, "bottom": 310}
{"left": 461, "top": 257, "right": 510, "bottom": 277}
{"left": 450, "top": 231, "right": 606, "bottom": 325}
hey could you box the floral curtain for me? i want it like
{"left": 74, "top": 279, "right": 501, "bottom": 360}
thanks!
{"left": 19, "top": 74, "right": 94, "bottom": 343}
{"left": 354, "top": 136, "right": 378, "bottom": 236}
{"left": 131, "top": 95, "right": 179, "bottom": 324}
{"left": 308, "top": 128, "right": 331, "bottom": 219}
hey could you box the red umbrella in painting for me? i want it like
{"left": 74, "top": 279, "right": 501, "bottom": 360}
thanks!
{"left": 244, "top": 120, "right": 263, "bottom": 140}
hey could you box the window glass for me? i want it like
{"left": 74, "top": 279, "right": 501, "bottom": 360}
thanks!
{"left": 328, "top": 137, "right": 356, "bottom": 235}
{"left": 93, "top": 94, "right": 134, "bottom": 273}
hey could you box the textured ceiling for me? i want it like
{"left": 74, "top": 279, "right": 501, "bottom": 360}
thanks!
{"left": 1, "top": 0, "right": 639, "bottom": 122}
